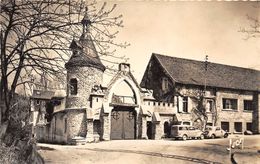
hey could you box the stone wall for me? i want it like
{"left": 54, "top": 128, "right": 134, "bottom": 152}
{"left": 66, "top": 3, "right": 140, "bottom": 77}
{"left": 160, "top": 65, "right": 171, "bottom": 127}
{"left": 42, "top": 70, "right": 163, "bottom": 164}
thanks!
{"left": 66, "top": 67, "right": 103, "bottom": 109}
{"left": 102, "top": 114, "right": 110, "bottom": 140}
{"left": 216, "top": 89, "right": 254, "bottom": 133}
{"left": 66, "top": 109, "right": 87, "bottom": 141}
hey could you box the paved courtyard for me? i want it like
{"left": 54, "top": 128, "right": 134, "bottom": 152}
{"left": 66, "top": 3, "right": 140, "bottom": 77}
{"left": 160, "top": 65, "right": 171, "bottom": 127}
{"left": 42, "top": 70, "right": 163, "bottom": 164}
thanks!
{"left": 38, "top": 135, "right": 260, "bottom": 164}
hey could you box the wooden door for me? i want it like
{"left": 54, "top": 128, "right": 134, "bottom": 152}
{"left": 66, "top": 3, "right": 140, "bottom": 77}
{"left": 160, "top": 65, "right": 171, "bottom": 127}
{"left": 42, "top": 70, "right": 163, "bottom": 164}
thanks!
{"left": 110, "top": 107, "right": 136, "bottom": 140}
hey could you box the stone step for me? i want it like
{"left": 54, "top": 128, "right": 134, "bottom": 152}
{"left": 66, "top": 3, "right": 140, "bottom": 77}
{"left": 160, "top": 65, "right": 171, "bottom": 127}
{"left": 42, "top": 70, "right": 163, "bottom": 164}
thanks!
{"left": 70, "top": 136, "right": 86, "bottom": 145}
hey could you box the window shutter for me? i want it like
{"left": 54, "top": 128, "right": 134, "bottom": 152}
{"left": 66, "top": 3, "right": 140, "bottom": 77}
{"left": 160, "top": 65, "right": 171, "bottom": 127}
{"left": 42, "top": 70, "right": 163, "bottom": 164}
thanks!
{"left": 178, "top": 96, "right": 183, "bottom": 113}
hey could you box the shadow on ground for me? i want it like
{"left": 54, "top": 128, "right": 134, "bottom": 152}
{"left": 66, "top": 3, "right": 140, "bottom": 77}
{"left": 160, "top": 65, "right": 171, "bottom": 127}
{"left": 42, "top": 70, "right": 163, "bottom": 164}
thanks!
{"left": 37, "top": 146, "right": 55, "bottom": 151}
{"left": 79, "top": 148, "right": 222, "bottom": 164}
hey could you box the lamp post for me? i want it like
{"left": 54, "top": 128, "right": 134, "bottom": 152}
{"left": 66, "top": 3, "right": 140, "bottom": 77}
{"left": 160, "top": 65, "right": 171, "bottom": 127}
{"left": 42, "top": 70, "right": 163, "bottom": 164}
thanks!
{"left": 204, "top": 55, "right": 209, "bottom": 128}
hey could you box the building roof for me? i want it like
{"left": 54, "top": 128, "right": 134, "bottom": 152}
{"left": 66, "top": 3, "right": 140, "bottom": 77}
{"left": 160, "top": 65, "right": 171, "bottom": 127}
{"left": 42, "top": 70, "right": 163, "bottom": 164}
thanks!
{"left": 65, "top": 34, "right": 106, "bottom": 72}
{"left": 31, "top": 90, "right": 55, "bottom": 100}
{"left": 153, "top": 53, "right": 260, "bottom": 91}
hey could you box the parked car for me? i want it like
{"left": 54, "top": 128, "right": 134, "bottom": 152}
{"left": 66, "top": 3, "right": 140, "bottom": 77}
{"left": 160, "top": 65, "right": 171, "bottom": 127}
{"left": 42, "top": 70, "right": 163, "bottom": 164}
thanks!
{"left": 170, "top": 125, "right": 205, "bottom": 141}
{"left": 204, "top": 126, "right": 228, "bottom": 139}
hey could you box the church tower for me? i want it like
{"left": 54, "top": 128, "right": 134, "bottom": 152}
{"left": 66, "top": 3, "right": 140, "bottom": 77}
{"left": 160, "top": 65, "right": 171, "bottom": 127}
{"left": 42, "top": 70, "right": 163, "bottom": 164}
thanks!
{"left": 65, "top": 9, "right": 106, "bottom": 109}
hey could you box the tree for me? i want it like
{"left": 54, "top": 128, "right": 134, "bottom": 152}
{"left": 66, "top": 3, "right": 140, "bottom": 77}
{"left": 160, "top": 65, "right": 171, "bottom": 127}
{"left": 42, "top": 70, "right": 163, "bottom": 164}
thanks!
{"left": 240, "top": 14, "right": 260, "bottom": 40}
{"left": 239, "top": 3, "right": 260, "bottom": 39}
{"left": 0, "top": 0, "right": 128, "bottom": 162}
{"left": 175, "top": 87, "right": 209, "bottom": 130}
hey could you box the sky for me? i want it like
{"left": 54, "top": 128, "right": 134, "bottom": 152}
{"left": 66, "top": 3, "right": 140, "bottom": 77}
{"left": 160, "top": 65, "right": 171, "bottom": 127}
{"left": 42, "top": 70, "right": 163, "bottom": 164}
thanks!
{"left": 97, "top": 1, "right": 260, "bottom": 84}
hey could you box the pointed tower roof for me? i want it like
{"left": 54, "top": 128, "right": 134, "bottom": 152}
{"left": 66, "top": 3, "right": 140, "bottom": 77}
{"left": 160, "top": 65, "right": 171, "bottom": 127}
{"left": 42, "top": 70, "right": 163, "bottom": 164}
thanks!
{"left": 65, "top": 7, "right": 106, "bottom": 72}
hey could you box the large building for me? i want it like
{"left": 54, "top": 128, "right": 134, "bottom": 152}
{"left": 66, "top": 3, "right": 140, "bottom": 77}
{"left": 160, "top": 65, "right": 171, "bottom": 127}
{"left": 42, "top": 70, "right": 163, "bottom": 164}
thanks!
{"left": 141, "top": 53, "right": 260, "bottom": 135}
{"left": 31, "top": 16, "right": 260, "bottom": 145}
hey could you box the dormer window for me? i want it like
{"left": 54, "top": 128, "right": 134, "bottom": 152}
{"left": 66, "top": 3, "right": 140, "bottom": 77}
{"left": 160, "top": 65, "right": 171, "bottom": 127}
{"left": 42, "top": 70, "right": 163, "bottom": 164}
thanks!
{"left": 161, "top": 77, "right": 169, "bottom": 91}
{"left": 70, "top": 78, "right": 78, "bottom": 95}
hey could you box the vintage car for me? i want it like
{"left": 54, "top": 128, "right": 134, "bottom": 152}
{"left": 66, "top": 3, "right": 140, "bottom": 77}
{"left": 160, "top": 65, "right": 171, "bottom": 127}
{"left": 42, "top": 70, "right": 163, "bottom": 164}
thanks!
{"left": 204, "top": 126, "right": 228, "bottom": 139}
{"left": 170, "top": 125, "right": 205, "bottom": 141}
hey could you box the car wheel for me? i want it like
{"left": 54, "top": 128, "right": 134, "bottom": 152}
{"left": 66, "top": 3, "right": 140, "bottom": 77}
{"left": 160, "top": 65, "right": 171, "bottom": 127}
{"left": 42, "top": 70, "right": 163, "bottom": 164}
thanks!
{"left": 182, "top": 134, "right": 188, "bottom": 141}
{"left": 200, "top": 134, "right": 204, "bottom": 140}
{"left": 211, "top": 134, "right": 216, "bottom": 139}
{"left": 224, "top": 133, "right": 228, "bottom": 138}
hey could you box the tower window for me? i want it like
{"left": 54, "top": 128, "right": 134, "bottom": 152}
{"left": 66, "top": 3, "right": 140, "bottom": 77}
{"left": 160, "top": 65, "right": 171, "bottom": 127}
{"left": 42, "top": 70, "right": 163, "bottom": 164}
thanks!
{"left": 70, "top": 78, "right": 78, "bottom": 95}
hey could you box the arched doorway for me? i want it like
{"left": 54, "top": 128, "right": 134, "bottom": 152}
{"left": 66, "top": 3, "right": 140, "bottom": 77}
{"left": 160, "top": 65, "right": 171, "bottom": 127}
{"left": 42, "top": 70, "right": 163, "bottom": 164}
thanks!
{"left": 109, "top": 80, "right": 138, "bottom": 140}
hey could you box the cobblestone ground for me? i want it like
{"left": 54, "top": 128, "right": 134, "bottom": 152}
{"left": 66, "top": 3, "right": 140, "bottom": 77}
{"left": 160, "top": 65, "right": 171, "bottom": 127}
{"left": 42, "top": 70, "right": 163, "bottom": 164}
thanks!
{"left": 38, "top": 135, "right": 260, "bottom": 164}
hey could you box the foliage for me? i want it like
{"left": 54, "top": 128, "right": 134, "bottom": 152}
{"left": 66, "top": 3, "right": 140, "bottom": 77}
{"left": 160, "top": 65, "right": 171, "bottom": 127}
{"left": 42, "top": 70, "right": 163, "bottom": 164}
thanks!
{"left": 175, "top": 86, "right": 210, "bottom": 130}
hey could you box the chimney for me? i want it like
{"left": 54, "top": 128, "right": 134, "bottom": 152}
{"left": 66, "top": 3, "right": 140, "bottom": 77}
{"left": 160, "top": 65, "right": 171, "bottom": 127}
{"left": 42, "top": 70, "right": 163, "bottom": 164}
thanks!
{"left": 119, "top": 63, "right": 131, "bottom": 72}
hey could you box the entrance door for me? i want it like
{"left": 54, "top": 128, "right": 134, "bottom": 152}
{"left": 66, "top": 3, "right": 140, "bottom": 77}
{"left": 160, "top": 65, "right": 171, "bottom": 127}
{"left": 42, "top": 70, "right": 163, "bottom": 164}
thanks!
{"left": 111, "top": 107, "right": 136, "bottom": 140}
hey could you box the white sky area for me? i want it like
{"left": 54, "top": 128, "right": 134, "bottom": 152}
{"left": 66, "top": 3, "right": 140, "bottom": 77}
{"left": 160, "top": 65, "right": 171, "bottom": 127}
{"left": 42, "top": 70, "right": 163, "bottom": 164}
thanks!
{"left": 99, "top": 1, "right": 260, "bottom": 85}
{"left": 113, "top": 80, "right": 134, "bottom": 96}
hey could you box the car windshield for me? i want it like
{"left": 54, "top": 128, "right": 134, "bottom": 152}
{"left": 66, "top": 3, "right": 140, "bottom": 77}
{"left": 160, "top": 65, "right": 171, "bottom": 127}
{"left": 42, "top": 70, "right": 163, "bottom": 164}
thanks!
{"left": 205, "top": 127, "right": 212, "bottom": 131}
{"left": 179, "top": 127, "right": 188, "bottom": 130}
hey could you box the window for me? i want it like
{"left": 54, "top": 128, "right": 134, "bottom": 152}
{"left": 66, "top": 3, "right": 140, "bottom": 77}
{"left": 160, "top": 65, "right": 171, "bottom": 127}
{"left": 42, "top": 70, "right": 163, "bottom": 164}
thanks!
{"left": 36, "top": 100, "right": 40, "bottom": 105}
{"left": 70, "top": 78, "right": 78, "bottom": 95}
{"left": 161, "top": 77, "right": 169, "bottom": 91}
{"left": 183, "top": 97, "right": 188, "bottom": 113}
{"left": 244, "top": 100, "right": 253, "bottom": 111}
{"left": 216, "top": 127, "right": 221, "bottom": 131}
{"left": 223, "top": 98, "right": 237, "bottom": 110}
{"left": 234, "top": 122, "right": 242, "bottom": 133}
{"left": 246, "top": 122, "right": 252, "bottom": 131}
{"left": 179, "top": 126, "right": 188, "bottom": 130}
{"left": 182, "top": 121, "right": 191, "bottom": 126}
{"left": 205, "top": 99, "right": 214, "bottom": 112}
{"left": 221, "top": 122, "right": 229, "bottom": 132}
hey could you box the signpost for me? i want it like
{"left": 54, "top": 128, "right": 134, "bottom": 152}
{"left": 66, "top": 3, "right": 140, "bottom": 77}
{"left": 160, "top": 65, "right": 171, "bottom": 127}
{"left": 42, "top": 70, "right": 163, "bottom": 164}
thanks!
{"left": 227, "top": 135, "right": 244, "bottom": 163}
